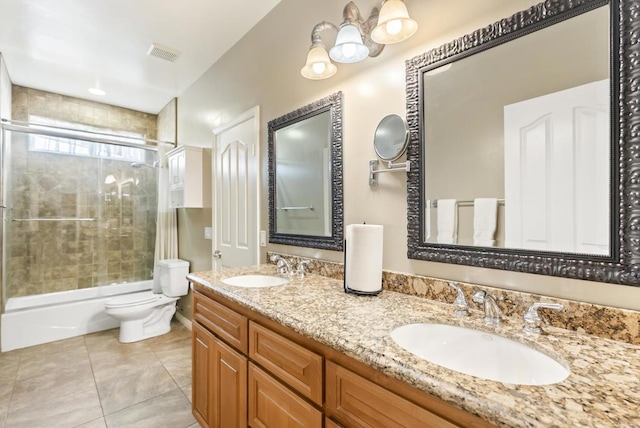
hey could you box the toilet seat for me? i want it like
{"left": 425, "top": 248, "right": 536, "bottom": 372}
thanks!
{"left": 105, "top": 292, "right": 161, "bottom": 309}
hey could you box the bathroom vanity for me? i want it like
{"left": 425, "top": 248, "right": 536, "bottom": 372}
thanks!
{"left": 188, "top": 265, "right": 640, "bottom": 427}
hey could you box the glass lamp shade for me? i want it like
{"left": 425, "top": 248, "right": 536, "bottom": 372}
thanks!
{"left": 301, "top": 45, "right": 337, "bottom": 80}
{"left": 371, "top": 0, "right": 418, "bottom": 44}
{"left": 329, "top": 24, "right": 370, "bottom": 63}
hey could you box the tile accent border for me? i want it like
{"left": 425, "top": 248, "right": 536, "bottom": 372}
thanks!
{"left": 267, "top": 252, "right": 640, "bottom": 345}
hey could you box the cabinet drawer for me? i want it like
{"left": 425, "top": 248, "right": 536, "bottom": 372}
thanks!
{"left": 326, "top": 361, "right": 458, "bottom": 428}
{"left": 194, "top": 292, "right": 248, "bottom": 354}
{"left": 248, "top": 363, "right": 322, "bottom": 428}
{"left": 249, "top": 321, "right": 323, "bottom": 405}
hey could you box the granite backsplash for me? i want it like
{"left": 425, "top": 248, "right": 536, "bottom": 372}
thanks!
{"left": 267, "top": 251, "right": 640, "bottom": 345}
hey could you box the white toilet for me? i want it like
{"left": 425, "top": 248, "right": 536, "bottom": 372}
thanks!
{"left": 105, "top": 259, "right": 190, "bottom": 343}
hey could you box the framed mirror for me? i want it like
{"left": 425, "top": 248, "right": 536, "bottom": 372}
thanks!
{"left": 374, "top": 114, "right": 409, "bottom": 161}
{"left": 268, "top": 92, "right": 343, "bottom": 250}
{"left": 406, "top": 0, "right": 640, "bottom": 286}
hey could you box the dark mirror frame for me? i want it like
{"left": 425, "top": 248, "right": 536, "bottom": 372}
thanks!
{"left": 406, "top": 0, "right": 640, "bottom": 286}
{"left": 268, "top": 91, "right": 344, "bottom": 251}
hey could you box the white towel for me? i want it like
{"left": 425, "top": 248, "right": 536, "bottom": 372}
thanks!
{"left": 437, "top": 199, "right": 457, "bottom": 244}
{"left": 473, "top": 198, "right": 498, "bottom": 246}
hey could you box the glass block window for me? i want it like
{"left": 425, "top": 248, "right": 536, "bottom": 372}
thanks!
{"left": 27, "top": 116, "right": 146, "bottom": 162}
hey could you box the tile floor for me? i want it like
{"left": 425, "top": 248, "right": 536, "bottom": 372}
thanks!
{"left": 0, "top": 321, "right": 197, "bottom": 428}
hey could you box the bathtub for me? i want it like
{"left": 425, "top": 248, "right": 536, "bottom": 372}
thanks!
{"left": 1, "top": 280, "right": 152, "bottom": 352}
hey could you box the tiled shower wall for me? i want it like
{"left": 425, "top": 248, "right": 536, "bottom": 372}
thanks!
{"left": 12, "top": 86, "right": 157, "bottom": 137}
{"left": 5, "top": 86, "right": 158, "bottom": 299}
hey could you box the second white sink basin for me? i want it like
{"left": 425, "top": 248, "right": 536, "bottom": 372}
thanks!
{"left": 390, "top": 323, "right": 569, "bottom": 385}
{"left": 221, "top": 274, "right": 290, "bottom": 288}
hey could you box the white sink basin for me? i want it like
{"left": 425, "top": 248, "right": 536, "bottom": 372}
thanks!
{"left": 221, "top": 274, "right": 290, "bottom": 288}
{"left": 390, "top": 323, "right": 569, "bottom": 385}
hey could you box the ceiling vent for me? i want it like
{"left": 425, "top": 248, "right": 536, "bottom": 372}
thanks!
{"left": 147, "top": 43, "right": 181, "bottom": 62}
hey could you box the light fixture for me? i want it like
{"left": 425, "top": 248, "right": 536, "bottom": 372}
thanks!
{"left": 301, "top": 1, "right": 417, "bottom": 80}
{"left": 301, "top": 23, "right": 338, "bottom": 80}
{"left": 330, "top": 24, "right": 369, "bottom": 63}
{"left": 88, "top": 87, "right": 106, "bottom": 96}
{"left": 371, "top": 0, "right": 419, "bottom": 44}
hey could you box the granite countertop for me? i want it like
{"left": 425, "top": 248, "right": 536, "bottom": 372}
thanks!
{"left": 187, "top": 265, "right": 640, "bottom": 427}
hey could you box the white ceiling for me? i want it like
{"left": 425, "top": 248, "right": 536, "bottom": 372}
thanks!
{"left": 0, "top": 0, "right": 281, "bottom": 114}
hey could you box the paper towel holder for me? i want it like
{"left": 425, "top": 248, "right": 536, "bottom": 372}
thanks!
{"left": 343, "top": 238, "right": 383, "bottom": 296}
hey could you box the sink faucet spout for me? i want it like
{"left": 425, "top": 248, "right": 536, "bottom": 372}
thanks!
{"left": 270, "top": 254, "right": 293, "bottom": 275}
{"left": 472, "top": 290, "right": 502, "bottom": 325}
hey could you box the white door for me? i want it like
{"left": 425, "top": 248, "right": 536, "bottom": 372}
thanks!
{"left": 504, "top": 80, "right": 609, "bottom": 254}
{"left": 212, "top": 107, "right": 260, "bottom": 267}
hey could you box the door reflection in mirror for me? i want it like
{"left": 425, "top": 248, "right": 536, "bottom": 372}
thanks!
{"left": 421, "top": 6, "right": 609, "bottom": 255}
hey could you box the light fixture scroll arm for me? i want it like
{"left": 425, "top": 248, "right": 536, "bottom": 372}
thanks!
{"left": 310, "top": 21, "right": 339, "bottom": 46}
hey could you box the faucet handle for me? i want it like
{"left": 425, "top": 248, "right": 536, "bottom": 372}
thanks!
{"left": 447, "top": 282, "right": 469, "bottom": 317}
{"left": 270, "top": 254, "right": 290, "bottom": 275}
{"left": 523, "top": 302, "right": 564, "bottom": 334}
{"left": 471, "top": 289, "right": 487, "bottom": 304}
{"left": 296, "top": 260, "right": 310, "bottom": 278}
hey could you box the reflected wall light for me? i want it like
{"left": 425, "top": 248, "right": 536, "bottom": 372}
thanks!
{"left": 301, "top": 0, "right": 418, "bottom": 80}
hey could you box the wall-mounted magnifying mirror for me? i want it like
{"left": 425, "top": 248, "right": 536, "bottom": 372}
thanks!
{"left": 369, "top": 114, "right": 410, "bottom": 186}
{"left": 374, "top": 114, "right": 409, "bottom": 161}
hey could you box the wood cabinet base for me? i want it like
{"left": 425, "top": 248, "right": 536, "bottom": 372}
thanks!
{"left": 192, "top": 287, "right": 494, "bottom": 428}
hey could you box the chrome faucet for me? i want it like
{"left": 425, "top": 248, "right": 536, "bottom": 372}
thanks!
{"left": 523, "top": 302, "right": 564, "bottom": 334}
{"left": 296, "top": 260, "right": 310, "bottom": 278}
{"left": 447, "top": 282, "right": 469, "bottom": 317}
{"left": 472, "top": 290, "right": 502, "bottom": 325}
{"left": 270, "top": 254, "right": 293, "bottom": 275}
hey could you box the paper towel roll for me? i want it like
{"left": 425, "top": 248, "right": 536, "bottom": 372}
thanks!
{"left": 344, "top": 224, "right": 383, "bottom": 295}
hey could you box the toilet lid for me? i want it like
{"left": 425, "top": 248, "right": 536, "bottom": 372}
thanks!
{"left": 105, "top": 292, "right": 161, "bottom": 308}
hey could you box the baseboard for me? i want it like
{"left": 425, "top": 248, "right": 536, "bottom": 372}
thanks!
{"left": 174, "top": 312, "right": 192, "bottom": 331}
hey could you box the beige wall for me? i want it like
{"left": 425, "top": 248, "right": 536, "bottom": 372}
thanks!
{"left": 176, "top": 0, "right": 640, "bottom": 310}
{"left": 0, "top": 53, "right": 11, "bottom": 121}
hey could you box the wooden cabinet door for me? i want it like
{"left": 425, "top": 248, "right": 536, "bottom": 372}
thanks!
{"left": 248, "top": 363, "right": 322, "bottom": 428}
{"left": 212, "top": 338, "right": 248, "bottom": 428}
{"left": 326, "top": 361, "right": 457, "bottom": 428}
{"left": 193, "top": 321, "right": 215, "bottom": 428}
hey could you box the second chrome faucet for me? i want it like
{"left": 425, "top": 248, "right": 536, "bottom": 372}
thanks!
{"left": 447, "top": 282, "right": 502, "bottom": 325}
{"left": 270, "top": 255, "right": 311, "bottom": 278}
{"left": 472, "top": 290, "right": 502, "bottom": 325}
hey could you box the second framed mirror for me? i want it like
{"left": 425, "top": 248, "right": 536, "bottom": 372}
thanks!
{"left": 268, "top": 92, "right": 343, "bottom": 250}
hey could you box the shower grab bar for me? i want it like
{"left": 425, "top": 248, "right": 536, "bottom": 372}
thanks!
{"left": 277, "top": 205, "right": 315, "bottom": 211}
{"left": 12, "top": 217, "right": 96, "bottom": 222}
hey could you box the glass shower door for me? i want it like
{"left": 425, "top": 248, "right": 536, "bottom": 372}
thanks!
{"left": 1, "top": 128, "right": 159, "bottom": 304}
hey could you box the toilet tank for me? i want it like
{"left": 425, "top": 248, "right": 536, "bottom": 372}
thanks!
{"left": 157, "top": 259, "right": 190, "bottom": 297}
